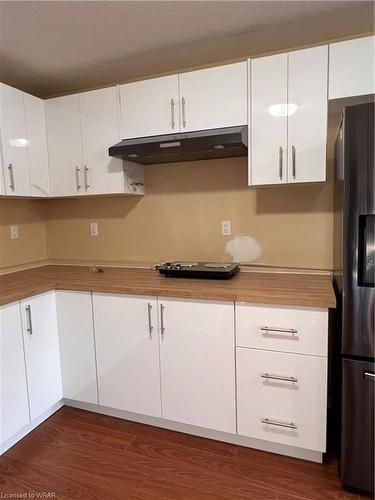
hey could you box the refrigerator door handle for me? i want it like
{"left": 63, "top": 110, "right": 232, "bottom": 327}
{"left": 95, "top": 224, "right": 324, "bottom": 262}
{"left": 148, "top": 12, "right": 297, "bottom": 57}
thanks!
{"left": 364, "top": 371, "right": 375, "bottom": 381}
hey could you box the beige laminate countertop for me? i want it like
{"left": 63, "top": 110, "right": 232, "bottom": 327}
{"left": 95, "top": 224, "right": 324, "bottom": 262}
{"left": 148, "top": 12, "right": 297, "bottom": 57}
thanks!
{"left": 0, "top": 265, "right": 336, "bottom": 308}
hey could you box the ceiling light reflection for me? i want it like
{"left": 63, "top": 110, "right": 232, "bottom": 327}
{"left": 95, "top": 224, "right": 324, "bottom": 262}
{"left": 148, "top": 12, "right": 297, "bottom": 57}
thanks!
{"left": 268, "top": 103, "right": 298, "bottom": 117}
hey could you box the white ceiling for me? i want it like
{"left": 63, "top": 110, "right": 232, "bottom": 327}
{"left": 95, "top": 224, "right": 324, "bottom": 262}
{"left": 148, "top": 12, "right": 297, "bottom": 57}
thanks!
{"left": 0, "top": 1, "right": 373, "bottom": 98}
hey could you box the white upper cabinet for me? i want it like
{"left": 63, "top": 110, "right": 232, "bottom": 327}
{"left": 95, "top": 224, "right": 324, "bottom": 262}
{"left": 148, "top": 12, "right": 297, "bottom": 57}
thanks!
{"left": 20, "top": 292, "right": 63, "bottom": 420}
{"left": 250, "top": 54, "right": 288, "bottom": 185}
{"left": 121, "top": 75, "right": 180, "bottom": 139}
{"left": 56, "top": 291, "right": 98, "bottom": 405}
{"left": 159, "top": 297, "right": 236, "bottom": 433}
{"left": 329, "top": 36, "right": 375, "bottom": 99}
{"left": 80, "top": 86, "right": 125, "bottom": 195}
{"left": 250, "top": 46, "right": 328, "bottom": 186}
{"left": 179, "top": 62, "right": 247, "bottom": 132}
{"left": 0, "top": 302, "right": 30, "bottom": 447}
{"left": 287, "top": 46, "right": 328, "bottom": 183}
{"left": 120, "top": 63, "right": 247, "bottom": 139}
{"left": 45, "top": 94, "right": 83, "bottom": 196}
{"left": 23, "top": 92, "right": 50, "bottom": 197}
{"left": 0, "top": 84, "right": 31, "bottom": 196}
{"left": 46, "top": 88, "right": 143, "bottom": 196}
{"left": 93, "top": 293, "right": 161, "bottom": 418}
{"left": 0, "top": 84, "right": 50, "bottom": 197}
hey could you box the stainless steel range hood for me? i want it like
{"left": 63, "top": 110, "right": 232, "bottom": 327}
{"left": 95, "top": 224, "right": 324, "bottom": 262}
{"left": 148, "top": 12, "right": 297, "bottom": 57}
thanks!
{"left": 108, "top": 126, "right": 247, "bottom": 165}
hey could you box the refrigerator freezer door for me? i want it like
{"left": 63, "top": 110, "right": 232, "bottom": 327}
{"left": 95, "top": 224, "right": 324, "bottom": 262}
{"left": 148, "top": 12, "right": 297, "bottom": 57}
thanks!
{"left": 341, "top": 358, "right": 374, "bottom": 493}
{"left": 342, "top": 103, "right": 374, "bottom": 358}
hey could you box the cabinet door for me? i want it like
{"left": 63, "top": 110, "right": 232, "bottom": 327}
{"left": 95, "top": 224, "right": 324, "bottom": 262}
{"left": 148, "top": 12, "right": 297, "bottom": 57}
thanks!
{"left": 0, "top": 142, "right": 4, "bottom": 195}
{"left": 56, "top": 291, "right": 98, "bottom": 404}
{"left": 23, "top": 92, "right": 50, "bottom": 197}
{"left": 179, "top": 62, "right": 247, "bottom": 132}
{"left": 329, "top": 36, "right": 375, "bottom": 99}
{"left": 250, "top": 54, "right": 288, "bottom": 186}
{"left": 0, "top": 302, "right": 30, "bottom": 446}
{"left": 0, "top": 84, "right": 31, "bottom": 196}
{"left": 287, "top": 46, "right": 328, "bottom": 183}
{"left": 80, "top": 87, "right": 125, "bottom": 195}
{"left": 21, "top": 292, "right": 63, "bottom": 420}
{"left": 93, "top": 293, "right": 161, "bottom": 417}
{"left": 159, "top": 298, "right": 235, "bottom": 433}
{"left": 120, "top": 75, "right": 180, "bottom": 139}
{"left": 45, "top": 94, "right": 83, "bottom": 196}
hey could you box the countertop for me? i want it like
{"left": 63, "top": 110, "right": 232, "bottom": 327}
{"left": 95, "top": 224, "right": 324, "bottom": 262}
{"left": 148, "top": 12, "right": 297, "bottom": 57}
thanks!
{"left": 0, "top": 265, "right": 336, "bottom": 308}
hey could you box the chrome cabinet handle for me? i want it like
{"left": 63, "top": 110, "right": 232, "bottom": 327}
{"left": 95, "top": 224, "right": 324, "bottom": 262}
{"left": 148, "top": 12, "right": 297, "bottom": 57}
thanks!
{"left": 292, "top": 145, "right": 296, "bottom": 179}
{"left": 160, "top": 304, "right": 165, "bottom": 335}
{"left": 181, "top": 96, "right": 186, "bottom": 128}
{"left": 8, "top": 164, "right": 15, "bottom": 191}
{"left": 364, "top": 372, "right": 375, "bottom": 381}
{"left": 261, "top": 418, "right": 297, "bottom": 430}
{"left": 25, "top": 305, "right": 33, "bottom": 335}
{"left": 279, "top": 147, "right": 283, "bottom": 180}
{"left": 261, "top": 326, "right": 298, "bottom": 335}
{"left": 170, "top": 98, "right": 175, "bottom": 129}
{"left": 147, "top": 303, "right": 153, "bottom": 335}
{"left": 261, "top": 373, "right": 298, "bottom": 383}
{"left": 75, "top": 166, "right": 81, "bottom": 191}
{"left": 84, "top": 166, "right": 90, "bottom": 190}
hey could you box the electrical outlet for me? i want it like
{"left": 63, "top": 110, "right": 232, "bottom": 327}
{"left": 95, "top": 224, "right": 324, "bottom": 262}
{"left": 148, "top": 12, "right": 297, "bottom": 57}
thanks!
{"left": 90, "top": 222, "right": 99, "bottom": 237}
{"left": 221, "top": 220, "right": 232, "bottom": 236}
{"left": 10, "top": 225, "right": 19, "bottom": 240}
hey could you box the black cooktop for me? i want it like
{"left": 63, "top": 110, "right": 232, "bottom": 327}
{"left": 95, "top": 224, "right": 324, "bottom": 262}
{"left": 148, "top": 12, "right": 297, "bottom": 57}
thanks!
{"left": 158, "top": 262, "right": 240, "bottom": 280}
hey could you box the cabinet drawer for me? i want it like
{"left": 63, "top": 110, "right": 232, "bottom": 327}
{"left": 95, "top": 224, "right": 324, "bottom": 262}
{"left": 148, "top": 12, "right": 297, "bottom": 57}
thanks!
{"left": 237, "top": 393, "right": 326, "bottom": 452}
{"left": 237, "top": 348, "right": 327, "bottom": 405}
{"left": 236, "top": 303, "right": 328, "bottom": 356}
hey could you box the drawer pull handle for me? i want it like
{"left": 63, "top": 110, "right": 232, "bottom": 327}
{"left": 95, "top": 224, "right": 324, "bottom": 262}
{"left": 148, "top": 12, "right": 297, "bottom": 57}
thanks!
{"left": 261, "top": 418, "right": 297, "bottom": 430}
{"left": 261, "top": 326, "right": 298, "bottom": 335}
{"left": 261, "top": 373, "right": 298, "bottom": 383}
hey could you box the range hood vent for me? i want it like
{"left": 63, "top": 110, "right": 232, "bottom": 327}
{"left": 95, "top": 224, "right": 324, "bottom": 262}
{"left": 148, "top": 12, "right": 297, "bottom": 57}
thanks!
{"left": 109, "top": 126, "right": 248, "bottom": 165}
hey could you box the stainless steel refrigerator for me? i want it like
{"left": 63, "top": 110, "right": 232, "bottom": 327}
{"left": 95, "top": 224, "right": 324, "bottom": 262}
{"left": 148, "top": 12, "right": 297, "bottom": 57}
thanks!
{"left": 334, "top": 102, "right": 374, "bottom": 494}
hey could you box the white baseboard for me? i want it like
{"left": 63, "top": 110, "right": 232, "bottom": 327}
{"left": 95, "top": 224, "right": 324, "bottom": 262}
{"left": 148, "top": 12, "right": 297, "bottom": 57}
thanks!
{"left": 64, "top": 399, "right": 323, "bottom": 463}
{"left": 0, "top": 400, "right": 64, "bottom": 455}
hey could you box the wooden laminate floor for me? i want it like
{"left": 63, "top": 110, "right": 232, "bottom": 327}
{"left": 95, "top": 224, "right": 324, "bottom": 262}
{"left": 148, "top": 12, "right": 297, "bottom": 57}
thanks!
{"left": 0, "top": 407, "right": 370, "bottom": 500}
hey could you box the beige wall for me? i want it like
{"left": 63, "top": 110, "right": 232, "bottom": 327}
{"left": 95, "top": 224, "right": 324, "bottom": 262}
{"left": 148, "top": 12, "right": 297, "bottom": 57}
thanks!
{"left": 0, "top": 155, "right": 335, "bottom": 275}
{"left": 0, "top": 199, "right": 48, "bottom": 272}
{"left": 44, "top": 157, "right": 334, "bottom": 271}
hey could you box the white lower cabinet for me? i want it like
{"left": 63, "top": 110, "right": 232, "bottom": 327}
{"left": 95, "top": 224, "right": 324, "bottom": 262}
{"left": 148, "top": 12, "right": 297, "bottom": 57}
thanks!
{"left": 56, "top": 291, "right": 98, "bottom": 404}
{"left": 93, "top": 293, "right": 161, "bottom": 417}
{"left": 158, "top": 297, "right": 236, "bottom": 433}
{"left": 1, "top": 289, "right": 329, "bottom": 461}
{"left": 235, "top": 301, "right": 328, "bottom": 454}
{"left": 20, "top": 292, "right": 63, "bottom": 420}
{"left": 237, "top": 348, "right": 327, "bottom": 405}
{"left": 236, "top": 303, "right": 328, "bottom": 356}
{"left": 0, "top": 302, "right": 30, "bottom": 446}
{"left": 237, "top": 393, "right": 326, "bottom": 452}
